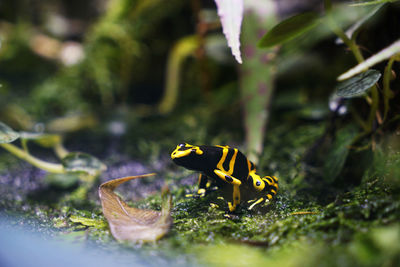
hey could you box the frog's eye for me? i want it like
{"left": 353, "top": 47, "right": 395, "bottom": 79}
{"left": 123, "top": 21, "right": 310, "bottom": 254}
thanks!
{"left": 179, "top": 143, "right": 185, "bottom": 147}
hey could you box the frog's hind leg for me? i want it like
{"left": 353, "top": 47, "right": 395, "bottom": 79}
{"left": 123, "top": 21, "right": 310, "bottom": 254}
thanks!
{"left": 186, "top": 173, "right": 216, "bottom": 198}
{"left": 196, "top": 173, "right": 212, "bottom": 197}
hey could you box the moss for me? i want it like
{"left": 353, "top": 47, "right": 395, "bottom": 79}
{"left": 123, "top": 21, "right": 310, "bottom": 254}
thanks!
{"left": 1, "top": 97, "right": 399, "bottom": 266}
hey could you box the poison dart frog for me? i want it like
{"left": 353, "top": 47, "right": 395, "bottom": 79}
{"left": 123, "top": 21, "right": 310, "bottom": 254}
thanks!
{"left": 171, "top": 143, "right": 278, "bottom": 212}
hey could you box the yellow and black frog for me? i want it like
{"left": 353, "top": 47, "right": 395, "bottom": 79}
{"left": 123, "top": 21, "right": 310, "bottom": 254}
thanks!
{"left": 171, "top": 143, "right": 278, "bottom": 212}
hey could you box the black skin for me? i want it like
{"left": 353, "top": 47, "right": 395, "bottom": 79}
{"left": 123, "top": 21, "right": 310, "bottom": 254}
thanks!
{"left": 172, "top": 145, "right": 249, "bottom": 183}
{"left": 171, "top": 143, "right": 278, "bottom": 212}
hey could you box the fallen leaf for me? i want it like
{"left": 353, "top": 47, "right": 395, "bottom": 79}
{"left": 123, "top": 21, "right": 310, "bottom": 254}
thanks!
{"left": 99, "top": 174, "right": 172, "bottom": 243}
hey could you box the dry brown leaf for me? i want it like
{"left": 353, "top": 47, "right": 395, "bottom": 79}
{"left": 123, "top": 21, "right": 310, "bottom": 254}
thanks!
{"left": 99, "top": 173, "right": 172, "bottom": 243}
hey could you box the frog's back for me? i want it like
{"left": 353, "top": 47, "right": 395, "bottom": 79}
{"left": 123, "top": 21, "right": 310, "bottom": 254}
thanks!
{"left": 199, "top": 145, "right": 250, "bottom": 181}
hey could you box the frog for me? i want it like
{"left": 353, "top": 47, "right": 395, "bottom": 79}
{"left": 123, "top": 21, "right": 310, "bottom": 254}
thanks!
{"left": 171, "top": 143, "right": 278, "bottom": 212}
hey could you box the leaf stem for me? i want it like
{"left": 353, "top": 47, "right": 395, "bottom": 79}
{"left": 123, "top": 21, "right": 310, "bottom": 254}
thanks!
{"left": 324, "top": 1, "right": 364, "bottom": 63}
{"left": 1, "top": 143, "right": 65, "bottom": 173}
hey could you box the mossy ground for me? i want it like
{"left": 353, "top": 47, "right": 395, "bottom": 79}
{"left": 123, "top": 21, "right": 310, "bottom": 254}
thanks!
{"left": 1, "top": 107, "right": 399, "bottom": 266}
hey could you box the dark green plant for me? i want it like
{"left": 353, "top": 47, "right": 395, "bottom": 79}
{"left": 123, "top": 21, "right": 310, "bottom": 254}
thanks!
{"left": 259, "top": 1, "right": 400, "bottom": 146}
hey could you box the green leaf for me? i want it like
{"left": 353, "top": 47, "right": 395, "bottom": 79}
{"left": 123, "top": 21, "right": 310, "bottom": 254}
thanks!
{"left": 335, "top": 69, "right": 381, "bottom": 98}
{"left": 324, "top": 126, "right": 358, "bottom": 182}
{"left": 258, "top": 12, "right": 320, "bottom": 48}
{"left": 62, "top": 152, "right": 106, "bottom": 176}
{"left": 99, "top": 174, "right": 172, "bottom": 243}
{"left": 336, "top": 5, "right": 383, "bottom": 45}
{"left": 0, "top": 122, "right": 20, "bottom": 144}
{"left": 338, "top": 39, "right": 400, "bottom": 80}
{"left": 44, "top": 173, "right": 80, "bottom": 189}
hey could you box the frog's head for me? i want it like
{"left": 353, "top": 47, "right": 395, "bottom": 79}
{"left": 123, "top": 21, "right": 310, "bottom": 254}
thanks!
{"left": 171, "top": 143, "right": 204, "bottom": 170}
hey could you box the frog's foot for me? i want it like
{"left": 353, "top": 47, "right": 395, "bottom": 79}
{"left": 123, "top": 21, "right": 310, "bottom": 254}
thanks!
{"left": 185, "top": 185, "right": 220, "bottom": 198}
{"left": 224, "top": 213, "right": 240, "bottom": 220}
{"left": 197, "top": 188, "right": 206, "bottom": 197}
{"left": 248, "top": 196, "right": 273, "bottom": 210}
{"left": 186, "top": 194, "right": 202, "bottom": 198}
{"left": 248, "top": 198, "right": 265, "bottom": 210}
{"left": 228, "top": 201, "right": 236, "bottom": 212}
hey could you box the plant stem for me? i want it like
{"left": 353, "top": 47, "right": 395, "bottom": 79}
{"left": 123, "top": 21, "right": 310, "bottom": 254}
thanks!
{"left": 329, "top": 22, "right": 364, "bottom": 63}
{"left": 367, "top": 85, "right": 379, "bottom": 131}
{"left": 1, "top": 143, "right": 64, "bottom": 173}
{"left": 383, "top": 57, "right": 396, "bottom": 121}
{"left": 324, "top": 0, "right": 332, "bottom": 11}
{"left": 158, "top": 35, "right": 199, "bottom": 114}
{"left": 324, "top": 1, "right": 364, "bottom": 63}
{"left": 54, "top": 142, "right": 69, "bottom": 159}
{"left": 350, "top": 107, "right": 369, "bottom": 131}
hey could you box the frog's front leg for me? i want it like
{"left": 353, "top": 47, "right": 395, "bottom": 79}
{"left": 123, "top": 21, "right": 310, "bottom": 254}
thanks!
{"left": 227, "top": 184, "right": 241, "bottom": 212}
{"left": 248, "top": 197, "right": 265, "bottom": 210}
{"left": 213, "top": 169, "right": 242, "bottom": 186}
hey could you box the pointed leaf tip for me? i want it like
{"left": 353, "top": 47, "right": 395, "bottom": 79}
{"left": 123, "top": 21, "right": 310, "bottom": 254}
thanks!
{"left": 99, "top": 174, "right": 172, "bottom": 243}
{"left": 214, "top": 0, "right": 243, "bottom": 63}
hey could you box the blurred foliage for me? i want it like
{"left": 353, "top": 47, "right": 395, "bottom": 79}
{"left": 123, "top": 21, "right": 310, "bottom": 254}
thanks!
{"left": 240, "top": 9, "right": 278, "bottom": 164}
{"left": 0, "top": 0, "right": 191, "bottom": 125}
{"left": 196, "top": 223, "right": 400, "bottom": 267}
